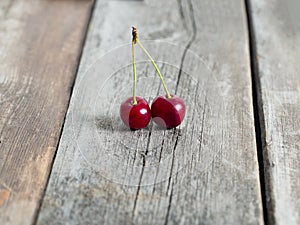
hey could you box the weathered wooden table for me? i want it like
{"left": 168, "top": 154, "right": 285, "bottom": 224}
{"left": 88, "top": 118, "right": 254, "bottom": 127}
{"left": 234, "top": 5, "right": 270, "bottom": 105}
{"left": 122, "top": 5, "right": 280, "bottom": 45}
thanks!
{"left": 0, "top": 0, "right": 299, "bottom": 224}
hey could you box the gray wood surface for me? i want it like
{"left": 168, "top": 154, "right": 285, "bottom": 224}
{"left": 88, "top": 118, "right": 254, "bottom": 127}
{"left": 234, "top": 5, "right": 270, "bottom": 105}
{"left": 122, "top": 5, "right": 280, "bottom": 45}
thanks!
{"left": 37, "top": 0, "right": 264, "bottom": 224}
{"left": 248, "top": 0, "right": 300, "bottom": 224}
{"left": 0, "top": 1, "right": 93, "bottom": 224}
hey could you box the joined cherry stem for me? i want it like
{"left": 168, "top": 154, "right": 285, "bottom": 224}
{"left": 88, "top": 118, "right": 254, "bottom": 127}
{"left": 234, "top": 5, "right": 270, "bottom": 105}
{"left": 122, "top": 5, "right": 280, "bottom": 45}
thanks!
{"left": 132, "top": 41, "right": 137, "bottom": 105}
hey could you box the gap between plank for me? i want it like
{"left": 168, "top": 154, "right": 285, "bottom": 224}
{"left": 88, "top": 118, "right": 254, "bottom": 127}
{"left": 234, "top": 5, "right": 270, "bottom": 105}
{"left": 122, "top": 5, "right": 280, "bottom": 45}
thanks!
{"left": 244, "top": 1, "right": 273, "bottom": 225}
{"left": 32, "top": 1, "right": 97, "bottom": 224}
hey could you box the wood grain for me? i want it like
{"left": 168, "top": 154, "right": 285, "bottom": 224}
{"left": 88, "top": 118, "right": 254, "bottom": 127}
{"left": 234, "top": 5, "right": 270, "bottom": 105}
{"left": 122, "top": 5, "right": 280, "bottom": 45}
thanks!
{"left": 248, "top": 0, "right": 300, "bottom": 224}
{"left": 0, "top": 0, "right": 93, "bottom": 224}
{"left": 37, "top": 0, "right": 264, "bottom": 224}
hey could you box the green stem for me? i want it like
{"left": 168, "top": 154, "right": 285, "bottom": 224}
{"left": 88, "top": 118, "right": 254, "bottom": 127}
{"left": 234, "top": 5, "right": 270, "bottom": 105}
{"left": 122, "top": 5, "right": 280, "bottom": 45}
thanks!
{"left": 136, "top": 39, "right": 171, "bottom": 98}
{"left": 132, "top": 41, "right": 137, "bottom": 105}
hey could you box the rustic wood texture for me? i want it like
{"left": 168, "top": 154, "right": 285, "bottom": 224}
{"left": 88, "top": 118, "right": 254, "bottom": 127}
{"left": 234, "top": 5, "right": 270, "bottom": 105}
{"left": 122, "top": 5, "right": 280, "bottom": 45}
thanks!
{"left": 0, "top": 0, "right": 93, "bottom": 224}
{"left": 38, "top": 0, "right": 264, "bottom": 224}
{"left": 248, "top": 0, "right": 300, "bottom": 224}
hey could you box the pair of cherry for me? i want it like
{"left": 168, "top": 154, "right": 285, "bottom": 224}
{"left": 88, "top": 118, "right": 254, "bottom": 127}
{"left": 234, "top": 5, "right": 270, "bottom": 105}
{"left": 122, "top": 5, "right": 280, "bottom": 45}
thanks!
{"left": 120, "top": 94, "right": 186, "bottom": 130}
{"left": 120, "top": 27, "right": 186, "bottom": 130}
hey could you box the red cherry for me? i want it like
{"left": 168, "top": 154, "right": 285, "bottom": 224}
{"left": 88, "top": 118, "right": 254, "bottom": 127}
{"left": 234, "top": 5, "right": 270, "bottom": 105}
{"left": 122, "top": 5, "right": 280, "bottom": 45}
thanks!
{"left": 120, "top": 96, "right": 151, "bottom": 130}
{"left": 151, "top": 94, "right": 186, "bottom": 128}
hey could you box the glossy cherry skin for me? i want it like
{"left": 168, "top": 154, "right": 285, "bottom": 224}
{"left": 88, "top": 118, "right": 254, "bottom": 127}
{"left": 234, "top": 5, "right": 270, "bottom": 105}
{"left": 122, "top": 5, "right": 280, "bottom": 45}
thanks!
{"left": 151, "top": 94, "right": 186, "bottom": 128}
{"left": 120, "top": 96, "right": 151, "bottom": 130}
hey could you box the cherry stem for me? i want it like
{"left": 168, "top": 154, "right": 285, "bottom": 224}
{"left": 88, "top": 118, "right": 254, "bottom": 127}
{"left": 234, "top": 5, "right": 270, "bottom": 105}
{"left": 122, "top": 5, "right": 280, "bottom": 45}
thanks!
{"left": 136, "top": 39, "right": 171, "bottom": 99}
{"left": 132, "top": 41, "right": 137, "bottom": 105}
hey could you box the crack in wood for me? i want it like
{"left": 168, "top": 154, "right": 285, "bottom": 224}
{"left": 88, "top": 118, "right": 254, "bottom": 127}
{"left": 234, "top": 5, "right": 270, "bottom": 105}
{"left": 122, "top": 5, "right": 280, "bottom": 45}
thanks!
{"left": 197, "top": 98, "right": 206, "bottom": 161}
{"left": 175, "top": 0, "right": 197, "bottom": 94}
{"left": 163, "top": 131, "right": 179, "bottom": 225}
{"left": 151, "top": 132, "right": 166, "bottom": 195}
{"left": 164, "top": 186, "right": 174, "bottom": 225}
{"left": 166, "top": 131, "right": 179, "bottom": 192}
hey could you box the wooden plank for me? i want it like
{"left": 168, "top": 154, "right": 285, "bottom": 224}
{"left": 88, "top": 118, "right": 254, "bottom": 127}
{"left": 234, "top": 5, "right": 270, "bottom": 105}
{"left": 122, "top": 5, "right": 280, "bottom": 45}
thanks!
{"left": 248, "top": 0, "right": 300, "bottom": 224}
{"left": 0, "top": 0, "right": 93, "bottom": 224}
{"left": 37, "top": 0, "right": 264, "bottom": 224}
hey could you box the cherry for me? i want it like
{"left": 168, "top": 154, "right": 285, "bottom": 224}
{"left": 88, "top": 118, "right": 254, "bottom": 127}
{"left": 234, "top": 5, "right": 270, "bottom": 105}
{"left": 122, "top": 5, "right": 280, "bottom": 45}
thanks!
{"left": 120, "top": 27, "right": 150, "bottom": 130}
{"left": 151, "top": 95, "right": 186, "bottom": 128}
{"left": 120, "top": 96, "right": 151, "bottom": 130}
